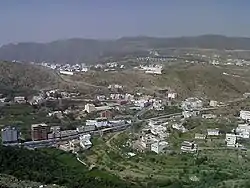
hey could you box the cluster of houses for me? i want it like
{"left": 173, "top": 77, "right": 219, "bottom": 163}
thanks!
{"left": 59, "top": 133, "right": 92, "bottom": 153}
{"left": 41, "top": 62, "right": 89, "bottom": 75}
{"left": 136, "top": 120, "right": 169, "bottom": 154}
{"left": 139, "top": 64, "right": 163, "bottom": 75}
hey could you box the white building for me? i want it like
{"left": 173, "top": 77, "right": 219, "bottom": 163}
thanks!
{"left": 202, "top": 114, "right": 217, "bottom": 119}
{"left": 167, "top": 93, "right": 177, "bottom": 100}
{"left": 209, "top": 100, "right": 218, "bottom": 107}
{"left": 240, "top": 110, "right": 250, "bottom": 120}
{"left": 181, "top": 98, "right": 203, "bottom": 111}
{"left": 172, "top": 123, "right": 187, "bottom": 133}
{"left": 195, "top": 133, "right": 206, "bottom": 140}
{"left": 14, "top": 96, "right": 26, "bottom": 104}
{"left": 236, "top": 124, "right": 250, "bottom": 138}
{"left": 145, "top": 67, "right": 162, "bottom": 75}
{"left": 96, "top": 95, "right": 106, "bottom": 101}
{"left": 182, "top": 111, "right": 200, "bottom": 118}
{"left": 134, "top": 99, "right": 150, "bottom": 108}
{"left": 85, "top": 104, "right": 96, "bottom": 113}
{"left": 141, "top": 65, "right": 163, "bottom": 75}
{"left": 153, "top": 100, "right": 164, "bottom": 111}
{"left": 140, "top": 135, "right": 159, "bottom": 150}
{"left": 225, "top": 134, "right": 237, "bottom": 147}
{"left": 79, "top": 134, "right": 92, "bottom": 150}
{"left": 59, "top": 70, "right": 74, "bottom": 76}
{"left": 151, "top": 141, "right": 169, "bottom": 154}
{"left": 81, "top": 67, "right": 89, "bottom": 72}
{"left": 181, "top": 141, "right": 197, "bottom": 153}
{"left": 207, "top": 128, "right": 220, "bottom": 136}
{"left": 69, "top": 139, "right": 80, "bottom": 153}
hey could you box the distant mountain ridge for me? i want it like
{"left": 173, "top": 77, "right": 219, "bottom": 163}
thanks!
{"left": 1, "top": 35, "right": 250, "bottom": 64}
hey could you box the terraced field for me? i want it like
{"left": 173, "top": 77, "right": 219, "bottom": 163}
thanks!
{"left": 80, "top": 132, "right": 250, "bottom": 188}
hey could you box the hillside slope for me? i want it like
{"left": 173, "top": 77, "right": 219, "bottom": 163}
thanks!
{"left": 157, "top": 64, "right": 250, "bottom": 100}
{"left": 0, "top": 61, "right": 61, "bottom": 94}
{"left": 2, "top": 35, "right": 250, "bottom": 64}
{"left": 69, "top": 64, "right": 250, "bottom": 100}
{"left": 0, "top": 174, "right": 65, "bottom": 188}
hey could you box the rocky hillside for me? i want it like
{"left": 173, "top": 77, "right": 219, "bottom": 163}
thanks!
{"left": 0, "top": 61, "right": 61, "bottom": 94}
{"left": 70, "top": 64, "right": 250, "bottom": 100}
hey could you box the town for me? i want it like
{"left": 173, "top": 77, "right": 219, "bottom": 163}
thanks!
{"left": 2, "top": 83, "right": 250, "bottom": 157}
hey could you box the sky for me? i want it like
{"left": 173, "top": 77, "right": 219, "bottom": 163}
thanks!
{"left": 0, "top": 0, "right": 250, "bottom": 44}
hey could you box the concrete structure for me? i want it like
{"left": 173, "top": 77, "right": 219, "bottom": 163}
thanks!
{"left": 59, "top": 70, "right": 74, "bottom": 76}
{"left": 85, "top": 120, "right": 97, "bottom": 131}
{"left": 151, "top": 141, "right": 169, "bottom": 154}
{"left": 14, "top": 96, "right": 26, "bottom": 104}
{"left": 29, "top": 96, "right": 44, "bottom": 105}
{"left": 167, "top": 92, "right": 177, "bottom": 100}
{"left": 85, "top": 103, "right": 96, "bottom": 113}
{"left": 141, "top": 65, "right": 163, "bottom": 75}
{"left": 240, "top": 110, "right": 250, "bottom": 121}
{"left": 140, "top": 135, "right": 159, "bottom": 150}
{"left": 48, "top": 126, "right": 61, "bottom": 139}
{"left": 172, "top": 123, "right": 187, "bottom": 133}
{"left": 96, "top": 95, "right": 106, "bottom": 101}
{"left": 207, "top": 128, "right": 220, "bottom": 136}
{"left": 153, "top": 100, "right": 164, "bottom": 111}
{"left": 183, "top": 111, "right": 200, "bottom": 118}
{"left": 79, "top": 134, "right": 92, "bottom": 150}
{"left": 181, "top": 98, "right": 203, "bottom": 111}
{"left": 195, "top": 133, "right": 206, "bottom": 140}
{"left": 95, "top": 106, "right": 112, "bottom": 112}
{"left": 225, "top": 134, "right": 237, "bottom": 147}
{"left": 236, "top": 124, "right": 250, "bottom": 138}
{"left": 181, "top": 141, "right": 197, "bottom": 153}
{"left": 134, "top": 99, "right": 150, "bottom": 108}
{"left": 69, "top": 139, "right": 80, "bottom": 153}
{"left": 209, "top": 100, "right": 218, "bottom": 107}
{"left": 31, "top": 123, "right": 50, "bottom": 141}
{"left": 1, "top": 126, "right": 18, "bottom": 143}
{"left": 202, "top": 114, "right": 217, "bottom": 119}
{"left": 60, "top": 130, "right": 77, "bottom": 138}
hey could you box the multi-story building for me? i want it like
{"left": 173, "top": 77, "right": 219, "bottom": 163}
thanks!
{"left": 1, "top": 126, "right": 18, "bottom": 143}
{"left": 225, "top": 134, "right": 237, "bottom": 147}
{"left": 31, "top": 123, "right": 50, "bottom": 141}
{"left": 85, "top": 104, "right": 96, "bottom": 113}
{"left": 79, "top": 134, "right": 92, "bottom": 150}
{"left": 151, "top": 141, "right": 169, "bottom": 154}
{"left": 181, "top": 141, "right": 198, "bottom": 153}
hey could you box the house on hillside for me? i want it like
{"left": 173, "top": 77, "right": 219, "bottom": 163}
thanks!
{"left": 207, "top": 128, "right": 220, "bottom": 136}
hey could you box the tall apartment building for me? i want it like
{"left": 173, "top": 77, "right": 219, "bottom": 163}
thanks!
{"left": 31, "top": 123, "right": 50, "bottom": 141}
{"left": 1, "top": 126, "right": 18, "bottom": 143}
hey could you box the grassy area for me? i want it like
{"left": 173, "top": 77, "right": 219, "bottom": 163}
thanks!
{"left": 80, "top": 130, "right": 250, "bottom": 188}
{"left": 141, "top": 106, "right": 182, "bottom": 119}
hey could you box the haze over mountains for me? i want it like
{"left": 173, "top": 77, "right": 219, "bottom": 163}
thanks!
{"left": 1, "top": 35, "right": 250, "bottom": 64}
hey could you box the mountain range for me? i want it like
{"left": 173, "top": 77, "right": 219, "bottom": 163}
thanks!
{"left": 1, "top": 35, "right": 250, "bottom": 64}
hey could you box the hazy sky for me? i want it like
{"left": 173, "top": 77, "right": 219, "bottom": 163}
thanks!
{"left": 1, "top": 0, "right": 249, "bottom": 44}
